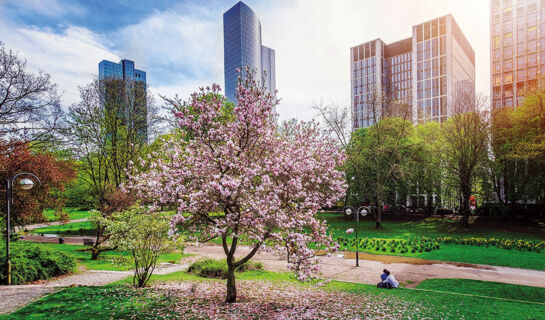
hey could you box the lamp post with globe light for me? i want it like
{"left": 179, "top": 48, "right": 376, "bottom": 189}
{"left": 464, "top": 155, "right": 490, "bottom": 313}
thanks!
{"left": 344, "top": 205, "right": 370, "bottom": 267}
{"left": 5, "top": 173, "right": 41, "bottom": 285}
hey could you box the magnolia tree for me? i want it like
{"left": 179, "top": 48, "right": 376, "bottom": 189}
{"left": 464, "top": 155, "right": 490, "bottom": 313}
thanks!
{"left": 127, "top": 73, "right": 346, "bottom": 303}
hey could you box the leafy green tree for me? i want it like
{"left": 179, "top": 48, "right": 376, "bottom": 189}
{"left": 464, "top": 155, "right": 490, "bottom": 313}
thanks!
{"left": 347, "top": 117, "right": 415, "bottom": 228}
{"left": 439, "top": 92, "right": 489, "bottom": 228}
{"left": 105, "top": 206, "right": 183, "bottom": 287}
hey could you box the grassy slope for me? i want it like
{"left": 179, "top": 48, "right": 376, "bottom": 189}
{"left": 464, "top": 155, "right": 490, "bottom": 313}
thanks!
{"left": 323, "top": 214, "right": 545, "bottom": 241}
{"left": 32, "top": 221, "right": 96, "bottom": 236}
{"left": 34, "top": 243, "right": 188, "bottom": 271}
{"left": 42, "top": 208, "right": 91, "bottom": 222}
{"left": 3, "top": 273, "right": 545, "bottom": 320}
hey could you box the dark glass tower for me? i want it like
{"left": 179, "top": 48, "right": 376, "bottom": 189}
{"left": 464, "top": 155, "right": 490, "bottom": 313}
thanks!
{"left": 223, "top": 1, "right": 276, "bottom": 103}
{"left": 98, "top": 59, "right": 148, "bottom": 142}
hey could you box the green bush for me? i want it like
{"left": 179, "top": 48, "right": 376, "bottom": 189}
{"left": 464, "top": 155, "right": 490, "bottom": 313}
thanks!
{"left": 188, "top": 258, "right": 227, "bottom": 278}
{"left": 188, "top": 258, "right": 264, "bottom": 279}
{"left": 236, "top": 260, "right": 264, "bottom": 272}
{"left": 0, "top": 241, "right": 75, "bottom": 284}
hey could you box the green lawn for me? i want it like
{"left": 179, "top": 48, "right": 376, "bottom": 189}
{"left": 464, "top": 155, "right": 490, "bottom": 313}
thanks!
{"left": 323, "top": 213, "right": 545, "bottom": 270}
{"left": 34, "top": 243, "right": 188, "bottom": 271}
{"left": 42, "top": 208, "right": 91, "bottom": 222}
{"left": 32, "top": 221, "right": 96, "bottom": 236}
{"left": 3, "top": 272, "right": 544, "bottom": 320}
{"left": 323, "top": 214, "right": 545, "bottom": 241}
{"left": 415, "top": 278, "right": 545, "bottom": 303}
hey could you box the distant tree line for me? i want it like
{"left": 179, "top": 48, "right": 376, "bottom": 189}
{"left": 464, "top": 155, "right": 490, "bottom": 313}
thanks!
{"left": 317, "top": 87, "right": 544, "bottom": 228}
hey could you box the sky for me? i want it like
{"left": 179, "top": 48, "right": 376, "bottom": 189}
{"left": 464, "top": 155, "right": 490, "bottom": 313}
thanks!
{"left": 0, "top": 0, "right": 490, "bottom": 123}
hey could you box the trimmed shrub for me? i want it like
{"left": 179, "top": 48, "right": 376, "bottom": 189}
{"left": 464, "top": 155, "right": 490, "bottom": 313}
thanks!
{"left": 0, "top": 241, "right": 75, "bottom": 284}
{"left": 188, "top": 258, "right": 227, "bottom": 278}
{"left": 188, "top": 258, "right": 264, "bottom": 279}
{"left": 236, "top": 260, "right": 264, "bottom": 272}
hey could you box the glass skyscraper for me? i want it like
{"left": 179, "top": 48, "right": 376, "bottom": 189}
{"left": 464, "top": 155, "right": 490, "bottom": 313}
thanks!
{"left": 98, "top": 59, "right": 148, "bottom": 142}
{"left": 223, "top": 1, "right": 276, "bottom": 105}
{"left": 350, "top": 14, "right": 475, "bottom": 129}
{"left": 491, "top": 0, "right": 543, "bottom": 109}
{"left": 99, "top": 59, "right": 146, "bottom": 83}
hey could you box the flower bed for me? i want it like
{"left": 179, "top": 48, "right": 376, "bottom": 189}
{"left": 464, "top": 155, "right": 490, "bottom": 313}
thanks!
{"left": 335, "top": 236, "right": 440, "bottom": 253}
{"left": 434, "top": 236, "right": 545, "bottom": 253}
{"left": 332, "top": 233, "right": 545, "bottom": 254}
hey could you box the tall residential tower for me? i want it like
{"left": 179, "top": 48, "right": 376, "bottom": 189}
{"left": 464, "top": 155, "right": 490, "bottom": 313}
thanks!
{"left": 491, "top": 0, "right": 544, "bottom": 109}
{"left": 350, "top": 14, "right": 475, "bottom": 129}
{"left": 223, "top": 1, "right": 276, "bottom": 104}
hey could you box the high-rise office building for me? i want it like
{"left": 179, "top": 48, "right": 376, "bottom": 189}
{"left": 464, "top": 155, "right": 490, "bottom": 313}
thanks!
{"left": 491, "top": 0, "right": 543, "bottom": 109}
{"left": 98, "top": 59, "right": 148, "bottom": 142}
{"left": 350, "top": 14, "right": 475, "bottom": 129}
{"left": 223, "top": 1, "right": 276, "bottom": 105}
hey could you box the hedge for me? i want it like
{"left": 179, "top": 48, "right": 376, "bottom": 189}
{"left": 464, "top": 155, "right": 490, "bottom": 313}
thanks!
{"left": 0, "top": 241, "right": 75, "bottom": 284}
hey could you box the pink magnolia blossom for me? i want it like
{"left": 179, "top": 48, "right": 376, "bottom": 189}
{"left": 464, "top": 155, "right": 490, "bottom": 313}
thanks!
{"left": 126, "top": 70, "right": 347, "bottom": 300}
{"left": 346, "top": 228, "right": 354, "bottom": 234}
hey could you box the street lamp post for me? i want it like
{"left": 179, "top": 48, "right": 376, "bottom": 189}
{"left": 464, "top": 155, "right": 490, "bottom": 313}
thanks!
{"left": 344, "top": 205, "right": 370, "bottom": 268}
{"left": 5, "top": 173, "right": 40, "bottom": 285}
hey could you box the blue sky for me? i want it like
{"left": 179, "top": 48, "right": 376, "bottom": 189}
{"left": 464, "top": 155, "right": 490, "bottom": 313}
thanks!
{"left": 0, "top": 0, "right": 490, "bottom": 122}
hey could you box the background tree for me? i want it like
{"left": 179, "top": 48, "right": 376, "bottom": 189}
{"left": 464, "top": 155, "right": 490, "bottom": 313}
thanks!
{"left": 0, "top": 42, "right": 62, "bottom": 146}
{"left": 87, "top": 189, "right": 134, "bottom": 260}
{"left": 105, "top": 206, "right": 182, "bottom": 287}
{"left": 346, "top": 88, "right": 413, "bottom": 228}
{"left": 127, "top": 74, "right": 346, "bottom": 303}
{"left": 0, "top": 140, "right": 76, "bottom": 226}
{"left": 440, "top": 92, "right": 489, "bottom": 228}
{"left": 64, "top": 77, "right": 158, "bottom": 207}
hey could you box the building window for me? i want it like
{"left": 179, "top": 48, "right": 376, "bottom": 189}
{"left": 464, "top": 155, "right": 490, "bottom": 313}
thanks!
{"left": 504, "top": 59, "right": 514, "bottom": 71}
{"left": 504, "top": 32, "right": 514, "bottom": 45}
{"left": 504, "top": 45, "right": 514, "bottom": 58}
{"left": 505, "top": 72, "right": 514, "bottom": 84}
{"left": 494, "top": 62, "right": 501, "bottom": 73}
{"left": 517, "top": 55, "right": 525, "bottom": 68}
{"left": 528, "top": 25, "right": 538, "bottom": 38}
{"left": 528, "top": 53, "right": 537, "bottom": 65}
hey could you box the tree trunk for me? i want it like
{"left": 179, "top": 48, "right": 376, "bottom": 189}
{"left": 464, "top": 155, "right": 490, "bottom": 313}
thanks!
{"left": 461, "top": 182, "right": 471, "bottom": 230}
{"left": 225, "top": 262, "right": 237, "bottom": 303}
{"left": 91, "top": 246, "right": 99, "bottom": 260}
{"left": 375, "top": 202, "right": 382, "bottom": 229}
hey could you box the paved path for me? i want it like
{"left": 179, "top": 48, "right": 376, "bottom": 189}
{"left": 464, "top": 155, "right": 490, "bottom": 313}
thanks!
{"left": 185, "top": 244, "right": 545, "bottom": 288}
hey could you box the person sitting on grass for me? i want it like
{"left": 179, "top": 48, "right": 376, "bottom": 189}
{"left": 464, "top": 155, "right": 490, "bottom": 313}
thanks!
{"left": 380, "top": 269, "right": 388, "bottom": 282}
{"left": 377, "top": 270, "right": 399, "bottom": 289}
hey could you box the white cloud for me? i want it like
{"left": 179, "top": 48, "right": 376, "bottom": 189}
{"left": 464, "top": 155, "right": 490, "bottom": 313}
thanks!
{"left": 0, "top": 20, "right": 119, "bottom": 106}
{"left": 113, "top": 7, "right": 224, "bottom": 100}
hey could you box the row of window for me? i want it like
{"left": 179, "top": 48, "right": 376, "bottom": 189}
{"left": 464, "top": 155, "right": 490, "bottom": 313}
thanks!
{"left": 493, "top": 67, "right": 540, "bottom": 85}
{"left": 493, "top": 52, "right": 544, "bottom": 72}
{"left": 417, "top": 57, "right": 447, "bottom": 81}
{"left": 416, "top": 37, "right": 446, "bottom": 61}
{"left": 417, "top": 77, "right": 447, "bottom": 100}
{"left": 415, "top": 17, "right": 447, "bottom": 43}
{"left": 492, "top": 26, "right": 540, "bottom": 49}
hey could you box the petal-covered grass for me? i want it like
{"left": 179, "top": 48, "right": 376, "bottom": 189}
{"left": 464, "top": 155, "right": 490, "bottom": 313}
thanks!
{"left": 4, "top": 271, "right": 545, "bottom": 320}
